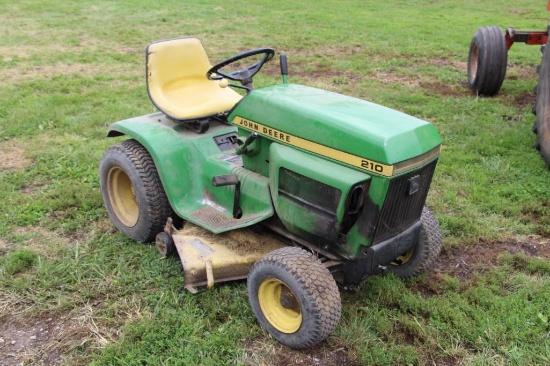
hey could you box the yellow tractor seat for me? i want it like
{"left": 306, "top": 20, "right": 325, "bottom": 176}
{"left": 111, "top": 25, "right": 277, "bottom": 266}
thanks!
{"left": 146, "top": 37, "right": 243, "bottom": 121}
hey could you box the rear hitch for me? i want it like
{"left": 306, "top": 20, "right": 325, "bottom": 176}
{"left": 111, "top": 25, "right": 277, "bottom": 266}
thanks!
{"left": 505, "top": 26, "right": 549, "bottom": 50}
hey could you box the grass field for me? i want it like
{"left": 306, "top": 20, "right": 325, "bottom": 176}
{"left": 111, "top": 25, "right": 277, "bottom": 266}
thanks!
{"left": 1, "top": 0, "right": 549, "bottom": 365}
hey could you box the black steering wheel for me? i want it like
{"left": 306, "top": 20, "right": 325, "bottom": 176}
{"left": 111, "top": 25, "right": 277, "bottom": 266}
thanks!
{"left": 207, "top": 48, "right": 275, "bottom": 89}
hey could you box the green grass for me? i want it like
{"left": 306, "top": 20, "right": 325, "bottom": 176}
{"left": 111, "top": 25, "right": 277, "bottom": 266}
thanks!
{"left": 1, "top": 0, "right": 549, "bottom": 365}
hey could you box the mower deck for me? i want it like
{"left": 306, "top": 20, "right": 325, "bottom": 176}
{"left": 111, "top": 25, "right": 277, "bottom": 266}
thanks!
{"left": 171, "top": 226, "right": 287, "bottom": 293}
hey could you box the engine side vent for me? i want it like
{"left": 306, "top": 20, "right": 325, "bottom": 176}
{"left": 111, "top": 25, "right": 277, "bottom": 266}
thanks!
{"left": 279, "top": 168, "right": 341, "bottom": 215}
{"left": 372, "top": 159, "right": 437, "bottom": 244}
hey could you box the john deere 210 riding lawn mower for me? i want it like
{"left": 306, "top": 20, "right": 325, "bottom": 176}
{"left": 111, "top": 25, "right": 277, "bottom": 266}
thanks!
{"left": 467, "top": 1, "right": 550, "bottom": 166}
{"left": 99, "top": 37, "right": 442, "bottom": 349}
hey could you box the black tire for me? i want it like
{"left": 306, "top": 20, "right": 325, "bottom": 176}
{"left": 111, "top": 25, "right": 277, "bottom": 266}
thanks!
{"left": 247, "top": 247, "right": 341, "bottom": 349}
{"left": 156, "top": 232, "right": 176, "bottom": 257}
{"left": 468, "top": 26, "right": 508, "bottom": 96}
{"left": 534, "top": 39, "right": 550, "bottom": 166}
{"left": 531, "top": 46, "right": 546, "bottom": 120}
{"left": 99, "top": 139, "right": 173, "bottom": 243}
{"left": 388, "top": 207, "right": 442, "bottom": 278}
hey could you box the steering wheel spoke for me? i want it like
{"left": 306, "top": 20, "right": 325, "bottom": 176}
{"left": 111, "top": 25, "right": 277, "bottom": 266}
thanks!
{"left": 207, "top": 48, "right": 275, "bottom": 89}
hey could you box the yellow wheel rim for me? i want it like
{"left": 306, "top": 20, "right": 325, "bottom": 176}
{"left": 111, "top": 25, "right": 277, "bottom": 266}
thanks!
{"left": 258, "top": 278, "right": 302, "bottom": 333}
{"left": 392, "top": 248, "right": 414, "bottom": 266}
{"left": 107, "top": 166, "right": 139, "bottom": 227}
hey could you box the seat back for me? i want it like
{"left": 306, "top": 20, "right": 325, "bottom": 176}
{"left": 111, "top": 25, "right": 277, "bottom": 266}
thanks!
{"left": 146, "top": 37, "right": 242, "bottom": 120}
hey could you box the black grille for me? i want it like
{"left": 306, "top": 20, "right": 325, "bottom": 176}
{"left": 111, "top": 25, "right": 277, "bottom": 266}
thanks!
{"left": 279, "top": 168, "right": 341, "bottom": 215}
{"left": 372, "top": 159, "right": 437, "bottom": 244}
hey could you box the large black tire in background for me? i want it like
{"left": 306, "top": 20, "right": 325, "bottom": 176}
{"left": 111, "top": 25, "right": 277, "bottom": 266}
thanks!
{"left": 468, "top": 26, "right": 508, "bottom": 96}
{"left": 534, "top": 40, "right": 550, "bottom": 166}
{"left": 389, "top": 207, "right": 442, "bottom": 278}
{"left": 247, "top": 247, "right": 341, "bottom": 349}
{"left": 99, "top": 139, "right": 173, "bottom": 243}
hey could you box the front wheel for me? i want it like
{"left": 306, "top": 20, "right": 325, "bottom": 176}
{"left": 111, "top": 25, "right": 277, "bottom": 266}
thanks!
{"left": 247, "top": 247, "right": 341, "bottom": 349}
{"left": 389, "top": 207, "right": 442, "bottom": 278}
{"left": 99, "top": 139, "right": 174, "bottom": 243}
{"left": 467, "top": 26, "right": 508, "bottom": 96}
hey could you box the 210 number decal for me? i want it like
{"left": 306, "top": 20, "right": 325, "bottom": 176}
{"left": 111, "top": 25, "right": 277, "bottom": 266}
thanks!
{"left": 361, "top": 159, "right": 384, "bottom": 173}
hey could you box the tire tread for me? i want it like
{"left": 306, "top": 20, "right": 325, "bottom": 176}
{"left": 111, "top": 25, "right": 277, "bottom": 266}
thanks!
{"left": 468, "top": 26, "right": 507, "bottom": 96}
{"left": 248, "top": 247, "right": 341, "bottom": 349}
{"left": 100, "top": 139, "right": 173, "bottom": 242}
{"left": 389, "top": 207, "right": 442, "bottom": 278}
{"left": 534, "top": 39, "right": 550, "bottom": 166}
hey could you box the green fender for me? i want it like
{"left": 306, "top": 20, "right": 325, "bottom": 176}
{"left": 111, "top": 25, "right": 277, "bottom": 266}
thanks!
{"left": 106, "top": 112, "right": 274, "bottom": 233}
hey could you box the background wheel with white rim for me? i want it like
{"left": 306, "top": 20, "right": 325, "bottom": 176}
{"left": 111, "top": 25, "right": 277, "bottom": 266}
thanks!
{"left": 247, "top": 247, "right": 341, "bottom": 349}
{"left": 99, "top": 139, "right": 174, "bottom": 243}
{"left": 467, "top": 26, "right": 508, "bottom": 96}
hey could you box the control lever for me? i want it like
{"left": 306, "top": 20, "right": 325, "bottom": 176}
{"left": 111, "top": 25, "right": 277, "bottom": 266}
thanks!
{"left": 236, "top": 132, "right": 258, "bottom": 155}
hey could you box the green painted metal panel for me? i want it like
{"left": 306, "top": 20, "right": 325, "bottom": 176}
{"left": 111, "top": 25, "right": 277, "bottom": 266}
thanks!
{"left": 269, "top": 143, "right": 371, "bottom": 253}
{"left": 344, "top": 176, "right": 390, "bottom": 257}
{"left": 229, "top": 84, "right": 442, "bottom": 167}
{"left": 107, "top": 113, "right": 274, "bottom": 233}
{"left": 237, "top": 128, "right": 272, "bottom": 177}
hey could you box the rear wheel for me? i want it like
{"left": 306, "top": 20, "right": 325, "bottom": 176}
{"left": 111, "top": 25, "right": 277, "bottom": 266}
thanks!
{"left": 99, "top": 139, "right": 174, "bottom": 243}
{"left": 247, "top": 247, "right": 341, "bottom": 349}
{"left": 534, "top": 40, "right": 550, "bottom": 166}
{"left": 389, "top": 207, "right": 442, "bottom": 278}
{"left": 468, "top": 26, "right": 508, "bottom": 96}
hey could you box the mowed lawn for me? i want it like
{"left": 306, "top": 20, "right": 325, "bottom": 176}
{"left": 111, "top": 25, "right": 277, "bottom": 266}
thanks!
{"left": 0, "top": 1, "right": 549, "bottom": 365}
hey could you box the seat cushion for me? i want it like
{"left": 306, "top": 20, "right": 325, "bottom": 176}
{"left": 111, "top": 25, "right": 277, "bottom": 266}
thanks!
{"left": 146, "top": 37, "right": 242, "bottom": 120}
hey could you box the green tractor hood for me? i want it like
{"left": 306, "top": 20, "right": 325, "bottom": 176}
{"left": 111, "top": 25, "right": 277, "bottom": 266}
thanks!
{"left": 229, "top": 84, "right": 441, "bottom": 177}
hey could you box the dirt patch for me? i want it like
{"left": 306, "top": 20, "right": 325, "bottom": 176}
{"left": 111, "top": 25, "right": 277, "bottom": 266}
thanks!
{"left": 511, "top": 91, "right": 536, "bottom": 110}
{"left": 18, "top": 63, "right": 91, "bottom": 79}
{"left": 286, "top": 47, "right": 366, "bottom": 59}
{"left": 365, "top": 72, "right": 470, "bottom": 98}
{"left": 20, "top": 181, "right": 50, "bottom": 194}
{"left": 0, "top": 140, "right": 31, "bottom": 172}
{"left": 425, "top": 57, "right": 467, "bottom": 74}
{"left": 420, "top": 80, "right": 469, "bottom": 97}
{"left": 506, "top": 62, "right": 537, "bottom": 82}
{"left": 265, "top": 59, "right": 358, "bottom": 82}
{"left": 1, "top": 62, "right": 141, "bottom": 83}
{"left": 0, "top": 294, "right": 144, "bottom": 366}
{"left": 433, "top": 236, "right": 550, "bottom": 281}
{"left": 508, "top": 10, "right": 528, "bottom": 15}
{"left": 367, "top": 71, "right": 421, "bottom": 88}
{"left": 0, "top": 46, "right": 30, "bottom": 60}
{"left": 0, "top": 316, "right": 63, "bottom": 366}
{"left": 0, "top": 304, "right": 119, "bottom": 366}
{"left": 263, "top": 50, "right": 470, "bottom": 98}
{"left": 0, "top": 237, "right": 8, "bottom": 258}
{"left": 242, "top": 337, "right": 361, "bottom": 366}
{"left": 0, "top": 316, "right": 83, "bottom": 366}
{"left": 1, "top": 55, "right": 141, "bottom": 83}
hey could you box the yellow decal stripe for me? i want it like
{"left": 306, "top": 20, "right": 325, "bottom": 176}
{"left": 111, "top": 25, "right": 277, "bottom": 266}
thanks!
{"left": 233, "top": 116, "right": 394, "bottom": 176}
